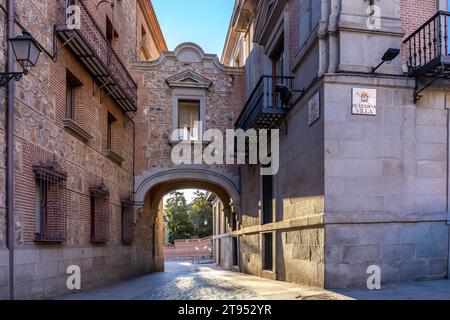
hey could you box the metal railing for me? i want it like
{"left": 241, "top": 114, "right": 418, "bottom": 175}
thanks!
{"left": 235, "top": 75, "right": 294, "bottom": 130}
{"left": 192, "top": 255, "right": 214, "bottom": 264}
{"left": 60, "top": 0, "right": 137, "bottom": 107}
{"left": 403, "top": 11, "right": 450, "bottom": 74}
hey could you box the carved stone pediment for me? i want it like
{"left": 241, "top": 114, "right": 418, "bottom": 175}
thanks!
{"left": 166, "top": 70, "right": 213, "bottom": 89}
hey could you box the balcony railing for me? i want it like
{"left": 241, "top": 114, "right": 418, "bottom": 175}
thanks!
{"left": 55, "top": 0, "right": 137, "bottom": 112}
{"left": 403, "top": 11, "right": 450, "bottom": 77}
{"left": 235, "top": 75, "right": 294, "bottom": 130}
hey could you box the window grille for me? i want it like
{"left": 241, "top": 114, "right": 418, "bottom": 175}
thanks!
{"left": 33, "top": 161, "right": 68, "bottom": 243}
{"left": 89, "top": 183, "right": 110, "bottom": 244}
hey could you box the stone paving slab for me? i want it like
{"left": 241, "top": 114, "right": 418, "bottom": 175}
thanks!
{"left": 58, "top": 261, "right": 450, "bottom": 300}
{"left": 57, "top": 261, "right": 349, "bottom": 300}
{"left": 336, "top": 279, "right": 450, "bottom": 300}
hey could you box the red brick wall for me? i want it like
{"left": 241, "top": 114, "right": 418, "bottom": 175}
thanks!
{"left": 8, "top": 0, "right": 139, "bottom": 246}
{"left": 163, "top": 236, "right": 213, "bottom": 260}
{"left": 289, "top": 0, "right": 300, "bottom": 72}
{"left": 401, "top": 0, "right": 438, "bottom": 63}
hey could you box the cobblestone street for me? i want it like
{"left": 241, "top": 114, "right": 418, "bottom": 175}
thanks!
{"left": 58, "top": 261, "right": 349, "bottom": 300}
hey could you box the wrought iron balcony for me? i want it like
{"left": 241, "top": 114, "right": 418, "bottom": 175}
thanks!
{"left": 55, "top": 1, "right": 137, "bottom": 112}
{"left": 404, "top": 11, "right": 450, "bottom": 78}
{"left": 235, "top": 75, "right": 294, "bottom": 131}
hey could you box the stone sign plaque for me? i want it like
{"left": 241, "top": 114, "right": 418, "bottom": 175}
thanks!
{"left": 352, "top": 88, "right": 377, "bottom": 116}
{"left": 308, "top": 91, "right": 320, "bottom": 126}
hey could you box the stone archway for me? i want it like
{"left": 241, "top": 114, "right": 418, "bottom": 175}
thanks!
{"left": 134, "top": 167, "right": 240, "bottom": 272}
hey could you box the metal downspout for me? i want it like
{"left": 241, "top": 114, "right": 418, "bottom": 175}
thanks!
{"left": 124, "top": 112, "right": 136, "bottom": 199}
{"left": 6, "top": 0, "right": 15, "bottom": 301}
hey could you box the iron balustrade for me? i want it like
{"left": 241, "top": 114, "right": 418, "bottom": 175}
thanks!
{"left": 56, "top": 0, "right": 137, "bottom": 112}
{"left": 403, "top": 11, "right": 450, "bottom": 76}
{"left": 235, "top": 75, "right": 294, "bottom": 130}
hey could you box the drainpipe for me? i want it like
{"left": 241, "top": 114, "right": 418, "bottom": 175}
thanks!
{"left": 6, "top": 0, "right": 15, "bottom": 301}
{"left": 123, "top": 112, "right": 136, "bottom": 199}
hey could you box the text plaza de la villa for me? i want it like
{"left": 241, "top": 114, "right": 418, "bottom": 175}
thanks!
{"left": 1, "top": 0, "right": 450, "bottom": 300}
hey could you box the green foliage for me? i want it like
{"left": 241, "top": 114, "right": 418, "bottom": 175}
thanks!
{"left": 189, "top": 191, "right": 213, "bottom": 238}
{"left": 165, "top": 191, "right": 194, "bottom": 243}
{"left": 165, "top": 191, "right": 213, "bottom": 243}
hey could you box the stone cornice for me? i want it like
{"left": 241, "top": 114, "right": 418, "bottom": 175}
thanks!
{"left": 133, "top": 42, "right": 244, "bottom": 76}
{"left": 166, "top": 70, "right": 213, "bottom": 89}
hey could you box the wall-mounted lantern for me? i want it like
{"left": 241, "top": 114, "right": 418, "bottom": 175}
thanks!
{"left": 371, "top": 48, "right": 400, "bottom": 73}
{"left": 0, "top": 31, "right": 42, "bottom": 87}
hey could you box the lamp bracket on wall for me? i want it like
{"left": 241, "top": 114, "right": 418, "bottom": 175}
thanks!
{"left": 0, "top": 72, "right": 25, "bottom": 87}
{"left": 413, "top": 65, "right": 445, "bottom": 103}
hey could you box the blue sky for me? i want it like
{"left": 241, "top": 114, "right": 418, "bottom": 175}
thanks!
{"left": 152, "top": 0, "right": 234, "bottom": 57}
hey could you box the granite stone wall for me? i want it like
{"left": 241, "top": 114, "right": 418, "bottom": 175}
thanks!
{"left": 323, "top": 76, "right": 449, "bottom": 288}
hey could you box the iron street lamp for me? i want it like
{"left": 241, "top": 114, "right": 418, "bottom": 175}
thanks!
{"left": 0, "top": 31, "right": 41, "bottom": 87}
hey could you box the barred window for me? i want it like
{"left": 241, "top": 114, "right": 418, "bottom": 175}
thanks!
{"left": 33, "top": 164, "right": 68, "bottom": 243}
{"left": 89, "top": 184, "right": 110, "bottom": 244}
{"left": 66, "top": 70, "right": 82, "bottom": 120}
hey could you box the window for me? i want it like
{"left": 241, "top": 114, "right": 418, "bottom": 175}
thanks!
{"left": 299, "top": 0, "right": 321, "bottom": 46}
{"left": 262, "top": 174, "right": 273, "bottom": 225}
{"left": 232, "top": 237, "right": 239, "bottom": 267}
{"left": 271, "top": 39, "right": 285, "bottom": 108}
{"left": 106, "top": 16, "right": 118, "bottom": 46}
{"left": 121, "top": 202, "right": 135, "bottom": 245}
{"left": 105, "top": 112, "right": 124, "bottom": 164}
{"left": 65, "top": 70, "right": 82, "bottom": 120}
{"left": 90, "top": 184, "right": 110, "bottom": 244}
{"left": 272, "top": 43, "right": 284, "bottom": 78}
{"left": 178, "top": 99, "right": 200, "bottom": 141}
{"left": 33, "top": 163, "right": 68, "bottom": 243}
{"left": 140, "top": 25, "right": 150, "bottom": 61}
{"left": 263, "top": 233, "right": 273, "bottom": 271}
{"left": 107, "top": 112, "right": 117, "bottom": 150}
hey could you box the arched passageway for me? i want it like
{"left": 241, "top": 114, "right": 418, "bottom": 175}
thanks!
{"left": 134, "top": 168, "right": 240, "bottom": 272}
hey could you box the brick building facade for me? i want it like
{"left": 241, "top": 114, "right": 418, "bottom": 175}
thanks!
{"left": 0, "top": 0, "right": 166, "bottom": 299}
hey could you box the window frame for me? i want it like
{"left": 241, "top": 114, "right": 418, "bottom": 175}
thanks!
{"left": 65, "top": 70, "right": 82, "bottom": 121}
{"left": 106, "top": 112, "right": 117, "bottom": 150}
{"left": 261, "top": 173, "right": 274, "bottom": 225}
{"left": 89, "top": 184, "right": 110, "bottom": 244}
{"left": 262, "top": 232, "right": 274, "bottom": 271}
{"left": 232, "top": 236, "right": 239, "bottom": 267}
{"left": 171, "top": 89, "right": 206, "bottom": 142}
{"left": 177, "top": 99, "right": 201, "bottom": 141}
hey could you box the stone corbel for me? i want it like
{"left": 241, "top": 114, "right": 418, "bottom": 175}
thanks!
{"left": 131, "top": 201, "right": 145, "bottom": 224}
